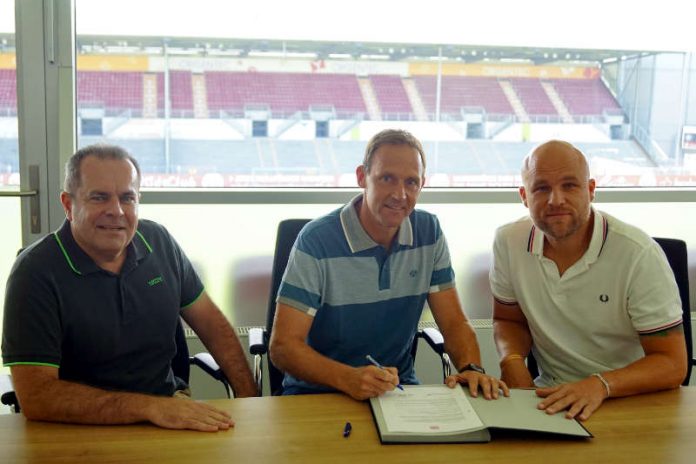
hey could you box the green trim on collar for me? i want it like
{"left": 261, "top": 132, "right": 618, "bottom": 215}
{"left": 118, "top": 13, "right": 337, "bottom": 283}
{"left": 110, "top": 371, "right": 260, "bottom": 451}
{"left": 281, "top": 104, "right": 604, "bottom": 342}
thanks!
{"left": 53, "top": 232, "right": 82, "bottom": 275}
{"left": 4, "top": 361, "right": 60, "bottom": 368}
{"left": 181, "top": 288, "right": 205, "bottom": 309}
{"left": 135, "top": 230, "right": 153, "bottom": 252}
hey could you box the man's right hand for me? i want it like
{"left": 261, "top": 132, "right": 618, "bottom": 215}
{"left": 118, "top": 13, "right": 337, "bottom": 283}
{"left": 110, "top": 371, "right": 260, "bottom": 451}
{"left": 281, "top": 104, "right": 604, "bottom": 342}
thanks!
{"left": 342, "top": 365, "right": 400, "bottom": 400}
{"left": 144, "top": 396, "right": 235, "bottom": 432}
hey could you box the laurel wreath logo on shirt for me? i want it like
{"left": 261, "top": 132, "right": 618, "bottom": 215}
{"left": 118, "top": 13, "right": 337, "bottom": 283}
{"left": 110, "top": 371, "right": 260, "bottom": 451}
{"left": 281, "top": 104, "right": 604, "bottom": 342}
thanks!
{"left": 599, "top": 294, "right": 609, "bottom": 303}
{"left": 409, "top": 270, "right": 418, "bottom": 278}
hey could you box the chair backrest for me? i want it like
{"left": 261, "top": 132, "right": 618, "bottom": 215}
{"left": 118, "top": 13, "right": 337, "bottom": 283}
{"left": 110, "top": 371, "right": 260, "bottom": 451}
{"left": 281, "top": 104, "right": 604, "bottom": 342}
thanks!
{"left": 528, "top": 237, "right": 692, "bottom": 385}
{"left": 653, "top": 237, "right": 692, "bottom": 385}
{"left": 171, "top": 318, "right": 191, "bottom": 387}
{"left": 264, "top": 219, "right": 311, "bottom": 395}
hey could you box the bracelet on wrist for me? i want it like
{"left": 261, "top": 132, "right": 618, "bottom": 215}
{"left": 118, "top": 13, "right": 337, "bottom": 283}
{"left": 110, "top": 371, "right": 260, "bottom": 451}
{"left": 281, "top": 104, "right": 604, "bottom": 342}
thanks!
{"left": 591, "top": 372, "right": 611, "bottom": 398}
{"left": 499, "top": 353, "right": 525, "bottom": 368}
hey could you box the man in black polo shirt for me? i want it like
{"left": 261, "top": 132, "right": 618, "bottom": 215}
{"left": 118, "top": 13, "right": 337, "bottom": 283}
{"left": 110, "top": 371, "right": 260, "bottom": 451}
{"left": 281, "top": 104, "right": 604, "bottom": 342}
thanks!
{"left": 2, "top": 144, "right": 256, "bottom": 431}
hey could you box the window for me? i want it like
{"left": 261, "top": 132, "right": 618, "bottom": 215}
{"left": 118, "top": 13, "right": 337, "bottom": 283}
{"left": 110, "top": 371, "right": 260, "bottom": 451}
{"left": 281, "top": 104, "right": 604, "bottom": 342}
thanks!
{"left": 0, "top": 0, "right": 20, "bottom": 375}
{"left": 0, "top": 0, "right": 17, "bottom": 189}
{"left": 69, "top": 0, "right": 696, "bottom": 188}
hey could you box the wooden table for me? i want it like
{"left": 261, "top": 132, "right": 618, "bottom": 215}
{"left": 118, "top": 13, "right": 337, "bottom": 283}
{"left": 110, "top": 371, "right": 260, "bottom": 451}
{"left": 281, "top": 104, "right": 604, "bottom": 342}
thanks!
{"left": 2, "top": 388, "right": 696, "bottom": 464}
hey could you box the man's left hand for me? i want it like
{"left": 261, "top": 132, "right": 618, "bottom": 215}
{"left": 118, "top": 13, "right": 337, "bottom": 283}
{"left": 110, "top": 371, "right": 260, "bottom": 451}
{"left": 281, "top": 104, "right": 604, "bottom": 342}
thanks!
{"left": 445, "top": 371, "right": 509, "bottom": 399}
{"left": 535, "top": 376, "right": 609, "bottom": 421}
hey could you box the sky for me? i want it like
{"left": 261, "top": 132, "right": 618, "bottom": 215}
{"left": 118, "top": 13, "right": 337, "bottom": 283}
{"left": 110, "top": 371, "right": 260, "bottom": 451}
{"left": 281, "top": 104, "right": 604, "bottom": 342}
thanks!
{"left": 1, "top": 0, "right": 695, "bottom": 52}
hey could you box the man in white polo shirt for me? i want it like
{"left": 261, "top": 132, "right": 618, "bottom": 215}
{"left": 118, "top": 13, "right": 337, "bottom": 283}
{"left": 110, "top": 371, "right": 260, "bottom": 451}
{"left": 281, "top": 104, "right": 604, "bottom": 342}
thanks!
{"left": 491, "top": 140, "right": 687, "bottom": 421}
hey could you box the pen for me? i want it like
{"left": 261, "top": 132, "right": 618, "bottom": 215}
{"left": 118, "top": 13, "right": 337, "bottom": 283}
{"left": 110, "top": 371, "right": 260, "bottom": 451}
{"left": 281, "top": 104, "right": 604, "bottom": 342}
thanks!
{"left": 343, "top": 421, "right": 352, "bottom": 438}
{"left": 365, "top": 354, "right": 404, "bottom": 391}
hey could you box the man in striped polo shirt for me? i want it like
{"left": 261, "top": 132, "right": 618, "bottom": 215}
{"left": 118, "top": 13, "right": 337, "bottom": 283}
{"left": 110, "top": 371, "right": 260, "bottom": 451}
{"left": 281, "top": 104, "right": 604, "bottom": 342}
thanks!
{"left": 271, "top": 129, "right": 508, "bottom": 400}
{"left": 491, "top": 140, "right": 686, "bottom": 421}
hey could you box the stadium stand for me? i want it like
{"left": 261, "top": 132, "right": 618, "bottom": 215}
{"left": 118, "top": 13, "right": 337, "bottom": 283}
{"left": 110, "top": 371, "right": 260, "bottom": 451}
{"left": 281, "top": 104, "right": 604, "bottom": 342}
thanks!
{"left": 9, "top": 136, "right": 645, "bottom": 186}
{"left": 159, "top": 70, "right": 195, "bottom": 115}
{"left": 77, "top": 71, "right": 144, "bottom": 116}
{"left": 414, "top": 75, "right": 514, "bottom": 118}
{"left": 204, "top": 71, "right": 366, "bottom": 117}
{"left": 509, "top": 77, "right": 557, "bottom": 117}
{"left": 0, "top": 68, "right": 626, "bottom": 122}
{"left": 369, "top": 75, "right": 413, "bottom": 118}
{"left": 549, "top": 78, "right": 622, "bottom": 116}
{"left": 0, "top": 69, "right": 17, "bottom": 113}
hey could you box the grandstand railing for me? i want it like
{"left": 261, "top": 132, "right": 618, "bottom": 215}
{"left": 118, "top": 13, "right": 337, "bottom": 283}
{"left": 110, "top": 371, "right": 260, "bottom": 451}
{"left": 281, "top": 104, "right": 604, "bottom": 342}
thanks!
{"left": 67, "top": 107, "right": 614, "bottom": 124}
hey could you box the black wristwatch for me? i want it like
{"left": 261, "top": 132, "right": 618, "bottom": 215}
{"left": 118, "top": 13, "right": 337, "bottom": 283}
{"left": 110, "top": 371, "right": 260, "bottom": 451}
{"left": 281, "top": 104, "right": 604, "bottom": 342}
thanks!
{"left": 458, "top": 363, "right": 485, "bottom": 374}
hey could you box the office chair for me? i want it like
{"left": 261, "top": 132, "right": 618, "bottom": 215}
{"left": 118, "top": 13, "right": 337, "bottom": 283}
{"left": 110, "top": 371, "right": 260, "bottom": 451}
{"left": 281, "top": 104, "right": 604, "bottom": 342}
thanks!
{"left": 526, "top": 237, "right": 694, "bottom": 386}
{"left": 248, "top": 219, "right": 451, "bottom": 396}
{"left": 1, "top": 318, "right": 231, "bottom": 414}
{"left": 653, "top": 237, "right": 694, "bottom": 385}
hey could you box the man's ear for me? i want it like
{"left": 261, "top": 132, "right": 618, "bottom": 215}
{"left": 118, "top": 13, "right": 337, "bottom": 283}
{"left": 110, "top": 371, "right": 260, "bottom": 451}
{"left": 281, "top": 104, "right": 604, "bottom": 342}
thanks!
{"left": 588, "top": 178, "right": 596, "bottom": 202}
{"left": 519, "top": 186, "right": 529, "bottom": 208}
{"left": 60, "top": 191, "right": 73, "bottom": 221}
{"left": 356, "top": 165, "right": 367, "bottom": 188}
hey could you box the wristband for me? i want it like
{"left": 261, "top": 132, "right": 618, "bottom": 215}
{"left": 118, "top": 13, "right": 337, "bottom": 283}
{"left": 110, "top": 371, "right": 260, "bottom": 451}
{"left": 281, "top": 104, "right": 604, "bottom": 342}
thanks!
{"left": 499, "top": 353, "right": 525, "bottom": 368}
{"left": 591, "top": 372, "right": 611, "bottom": 397}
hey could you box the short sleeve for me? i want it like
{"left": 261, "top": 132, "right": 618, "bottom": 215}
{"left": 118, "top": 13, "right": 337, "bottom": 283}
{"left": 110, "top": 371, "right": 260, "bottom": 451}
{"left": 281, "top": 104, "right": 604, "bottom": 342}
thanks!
{"left": 155, "top": 225, "right": 204, "bottom": 309}
{"left": 2, "top": 254, "right": 62, "bottom": 367}
{"left": 626, "top": 244, "right": 683, "bottom": 333}
{"left": 489, "top": 226, "right": 517, "bottom": 304}
{"left": 276, "top": 231, "right": 324, "bottom": 316}
{"left": 429, "top": 220, "right": 455, "bottom": 293}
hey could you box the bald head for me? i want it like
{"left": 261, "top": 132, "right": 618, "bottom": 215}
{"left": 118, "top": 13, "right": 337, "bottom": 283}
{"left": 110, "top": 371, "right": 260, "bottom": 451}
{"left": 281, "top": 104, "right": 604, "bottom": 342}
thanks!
{"left": 521, "top": 140, "right": 590, "bottom": 187}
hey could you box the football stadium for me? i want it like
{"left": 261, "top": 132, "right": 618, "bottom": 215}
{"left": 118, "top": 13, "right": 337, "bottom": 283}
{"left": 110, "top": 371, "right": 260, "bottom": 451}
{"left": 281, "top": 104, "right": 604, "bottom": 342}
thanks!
{"left": 1, "top": 31, "right": 695, "bottom": 188}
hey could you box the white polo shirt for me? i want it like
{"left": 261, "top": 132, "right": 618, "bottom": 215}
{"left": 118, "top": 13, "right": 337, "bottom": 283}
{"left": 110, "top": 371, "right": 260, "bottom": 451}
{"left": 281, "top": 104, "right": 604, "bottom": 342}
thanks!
{"left": 490, "top": 209, "right": 682, "bottom": 386}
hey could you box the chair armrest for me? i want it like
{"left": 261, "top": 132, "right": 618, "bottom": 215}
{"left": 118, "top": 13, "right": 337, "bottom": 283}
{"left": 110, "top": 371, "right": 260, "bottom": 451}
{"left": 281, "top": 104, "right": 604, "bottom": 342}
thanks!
{"left": 420, "top": 327, "right": 445, "bottom": 355}
{"left": 1, "top": 375, "right": 19, "bottom": 413}
{"left": 248, "top": 327, "right": 267, "bottom": 355}
{"left": 419, "top": 328, "right": 451, "bottom": 380}
{"left": 191, "top": 352, "right": 227, "bottom": 382}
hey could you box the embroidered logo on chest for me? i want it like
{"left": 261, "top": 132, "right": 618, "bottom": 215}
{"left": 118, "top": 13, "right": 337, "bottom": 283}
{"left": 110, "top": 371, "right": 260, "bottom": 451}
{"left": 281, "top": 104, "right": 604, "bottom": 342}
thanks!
{"left": 148, "top": 276, "right": 164, "bottom": 287}
{"left": 599, "top": 294, "right": 609, "bottom": 303}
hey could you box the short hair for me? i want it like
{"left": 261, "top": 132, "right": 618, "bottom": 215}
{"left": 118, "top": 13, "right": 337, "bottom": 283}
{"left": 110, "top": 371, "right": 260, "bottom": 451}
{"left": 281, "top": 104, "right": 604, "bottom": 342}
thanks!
{"left": 64, "top": 144, "right": 141, "bottom": 195}
{"left": 362, "top": 129, "right": 426, "bottom": 174}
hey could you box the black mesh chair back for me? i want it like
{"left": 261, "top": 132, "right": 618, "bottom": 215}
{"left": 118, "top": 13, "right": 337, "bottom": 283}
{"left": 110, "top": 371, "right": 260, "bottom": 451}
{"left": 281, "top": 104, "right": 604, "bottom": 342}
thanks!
{"left": 172, "top": 319, "right": 191, "bottom": 387}
{"left": 653, "top": 237, "right": 693, "bottom": 385}
{"left": 265, "top": 219, "right": 311, "bottom": 394}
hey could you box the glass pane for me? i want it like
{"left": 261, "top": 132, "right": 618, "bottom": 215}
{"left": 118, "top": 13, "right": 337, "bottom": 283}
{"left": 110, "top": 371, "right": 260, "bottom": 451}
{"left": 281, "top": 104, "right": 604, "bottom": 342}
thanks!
{"left": 0, "top": 0, "right": 17, "bottom": 190}
{"left": 0, "top": 197, "right": 22, "bottom": 377}
{"left": 75, "top": 1, "right": 696, "bottom": 187}
{"left": 0, "top": 0, "right": 18, "bottom": 378}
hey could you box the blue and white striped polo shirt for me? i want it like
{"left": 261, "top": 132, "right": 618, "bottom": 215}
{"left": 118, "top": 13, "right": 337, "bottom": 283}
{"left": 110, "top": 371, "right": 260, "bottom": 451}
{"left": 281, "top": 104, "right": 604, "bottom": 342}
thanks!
{"left": 277, "top": 194, "right": 455, "bottom": 394}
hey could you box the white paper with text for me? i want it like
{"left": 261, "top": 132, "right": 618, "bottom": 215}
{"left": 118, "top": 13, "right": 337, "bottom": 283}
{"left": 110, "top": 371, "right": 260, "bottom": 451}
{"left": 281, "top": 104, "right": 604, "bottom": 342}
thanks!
{"left": 378, "top": 385, "right": 485, "bottom": 433}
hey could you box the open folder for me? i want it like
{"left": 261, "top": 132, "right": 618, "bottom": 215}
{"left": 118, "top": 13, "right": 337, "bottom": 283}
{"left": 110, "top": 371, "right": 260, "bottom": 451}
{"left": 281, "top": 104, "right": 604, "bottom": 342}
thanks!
{"left": 369, "top": 385, "right": 592, "bottom": 443}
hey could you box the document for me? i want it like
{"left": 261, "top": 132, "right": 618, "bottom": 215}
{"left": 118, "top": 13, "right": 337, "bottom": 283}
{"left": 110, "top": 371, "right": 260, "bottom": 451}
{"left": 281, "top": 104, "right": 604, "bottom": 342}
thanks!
{"left": 369, "top": 385, "right": 592, "bottom": 443}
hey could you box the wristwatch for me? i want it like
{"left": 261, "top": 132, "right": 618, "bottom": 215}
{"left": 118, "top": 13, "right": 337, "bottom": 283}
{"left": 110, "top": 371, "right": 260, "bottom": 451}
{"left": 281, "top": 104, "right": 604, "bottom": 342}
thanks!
{"left": 458, "top": 363, "right": 486, "bottom": 374}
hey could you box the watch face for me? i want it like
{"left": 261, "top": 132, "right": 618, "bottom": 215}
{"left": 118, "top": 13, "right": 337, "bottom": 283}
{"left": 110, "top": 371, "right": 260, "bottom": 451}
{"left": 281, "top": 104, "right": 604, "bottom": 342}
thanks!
{"left": 460, "top": 363, "right": 485, "bottom": 374}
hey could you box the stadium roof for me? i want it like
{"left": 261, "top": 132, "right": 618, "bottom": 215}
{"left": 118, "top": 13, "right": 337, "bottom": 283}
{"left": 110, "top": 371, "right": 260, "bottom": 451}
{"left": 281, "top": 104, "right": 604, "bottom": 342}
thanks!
{"left": 0, "top": 33, "right": 658, "bottom": 67}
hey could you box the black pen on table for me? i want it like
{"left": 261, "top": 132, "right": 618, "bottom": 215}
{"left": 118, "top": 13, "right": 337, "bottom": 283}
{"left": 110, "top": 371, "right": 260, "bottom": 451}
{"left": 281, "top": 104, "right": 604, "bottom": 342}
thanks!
{"left": 343, "top": 421, "right": 352, "bottom": 438}
{"left": 365, "top": 354, "right": 404, "bottom": 391}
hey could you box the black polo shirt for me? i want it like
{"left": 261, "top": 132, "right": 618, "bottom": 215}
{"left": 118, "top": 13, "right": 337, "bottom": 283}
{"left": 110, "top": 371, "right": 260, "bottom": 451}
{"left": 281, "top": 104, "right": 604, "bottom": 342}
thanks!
{"left": 2, "top": 219, "right": 203, "bottom": 396}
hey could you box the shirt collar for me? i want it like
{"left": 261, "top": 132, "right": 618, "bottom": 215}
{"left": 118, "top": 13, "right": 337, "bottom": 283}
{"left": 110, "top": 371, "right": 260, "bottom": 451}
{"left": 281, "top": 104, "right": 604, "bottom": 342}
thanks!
{"left": 527, "top": 208, "right": 608, "bottom": 263}
{"left": 53, "top": 219, "right": 151, "bottom": 275}
{"left": 339, "top": 193, "right": 414, "bottom": 253}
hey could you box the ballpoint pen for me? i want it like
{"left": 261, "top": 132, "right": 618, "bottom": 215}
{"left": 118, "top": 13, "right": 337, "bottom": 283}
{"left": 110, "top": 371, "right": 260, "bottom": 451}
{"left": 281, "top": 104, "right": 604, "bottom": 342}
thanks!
{"left": 343, "top": 421, "right": 352, "bottom": 438}
{"left": 365, "top": 354, "right": 404, "bottom": 391}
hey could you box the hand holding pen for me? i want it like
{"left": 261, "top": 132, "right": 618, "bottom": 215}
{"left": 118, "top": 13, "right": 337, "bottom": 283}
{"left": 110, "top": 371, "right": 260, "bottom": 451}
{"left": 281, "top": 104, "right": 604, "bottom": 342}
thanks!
{"left": 366, "top": 355, "right": 404, "bottom": 391}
